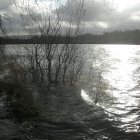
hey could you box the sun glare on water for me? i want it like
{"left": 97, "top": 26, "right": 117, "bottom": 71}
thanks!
{"left": 101, "top": 45, "right": 140, "bottom": 132}
{"left": 104, "top": 45, "right": 137, "bottom": 91}
{"left": 81, "top": 44, "right": 140, "bottom": 132}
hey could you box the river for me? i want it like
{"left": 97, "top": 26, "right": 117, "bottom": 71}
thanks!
{"left": 1, "top": 44, "right": 140, "bottom": 140}
{"left": 81, "top": 45, "right": 140, "bottom": 136}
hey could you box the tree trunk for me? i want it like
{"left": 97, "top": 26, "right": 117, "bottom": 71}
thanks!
{"left": 47, "top": 60, "right": 52, "bottom": 83}
{"left": 63, "top": 67, "right": 67, "bottom": 84}
{"left": 55, "top": 64, "right": 62, "bottom": 83}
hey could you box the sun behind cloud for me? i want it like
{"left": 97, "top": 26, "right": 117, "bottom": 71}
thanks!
{"left": 113, "top": 0, "right": 140, "bottom": 12}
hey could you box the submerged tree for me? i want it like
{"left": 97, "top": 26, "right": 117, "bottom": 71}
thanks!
{"left": 9, "top": 0, "right": 86, "bottom": 86}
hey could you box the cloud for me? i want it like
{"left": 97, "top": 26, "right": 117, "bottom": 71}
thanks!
{"left": 57, "top": 0, "right": 140, "bottom": 34}
{"left": 1, "top": 0, "right": 140, "bottom": 35}
{"left": 0, "top": 0, "right": 12, "bottom": 8}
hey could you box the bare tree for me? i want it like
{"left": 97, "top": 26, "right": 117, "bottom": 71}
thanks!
{"left": 10, "top": 0, "right": 86, "bottom": 86}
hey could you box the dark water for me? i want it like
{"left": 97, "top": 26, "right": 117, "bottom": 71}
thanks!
{"left": 1, "top": 44, "right": 140, "bottom": 139}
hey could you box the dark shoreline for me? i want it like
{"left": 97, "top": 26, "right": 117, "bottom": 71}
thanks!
{"left": 1, "top": 42, "right": 140, "bottom": 45}
{"left": 1, "top": 30, "right": 140, "bottom": 45}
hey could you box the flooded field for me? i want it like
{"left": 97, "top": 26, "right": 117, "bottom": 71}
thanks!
{"left": 0, "top": 44, "right": 140, "bottom": 140}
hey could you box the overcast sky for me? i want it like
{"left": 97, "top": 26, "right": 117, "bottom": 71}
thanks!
{"left": 1, "top": 0, "right": 140, "bottom": 35}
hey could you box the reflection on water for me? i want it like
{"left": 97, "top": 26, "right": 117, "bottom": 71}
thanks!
{"left": 104, "top": 45, "right": 137, "bottom": 91}
{"left": 81, "top": 89, "right": 94, "bottom": 105}
{"left": 2, "top": 44, "right": 140, "bottom": 139}
{"left": 81, "top": 45, "right": 140, "bottom": 133}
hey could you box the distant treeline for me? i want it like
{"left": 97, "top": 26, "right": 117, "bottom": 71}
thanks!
{"left": 1, "top": 30, "right": 140, "bottom": 44}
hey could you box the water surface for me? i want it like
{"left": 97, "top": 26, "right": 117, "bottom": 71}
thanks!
{"left": 1, "top": 44, "right": 140, "bottom": 139}
{"left": 81, "top": 44, "right": 140, "bottom": 134}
